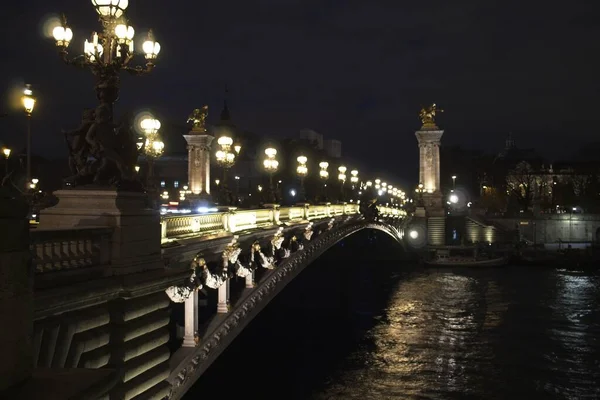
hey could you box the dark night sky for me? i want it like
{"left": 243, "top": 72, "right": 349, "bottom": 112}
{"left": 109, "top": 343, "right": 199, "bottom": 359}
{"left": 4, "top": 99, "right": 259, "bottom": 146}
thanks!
{"left": 1, "top": 0, "right": 599, "bottom": 184}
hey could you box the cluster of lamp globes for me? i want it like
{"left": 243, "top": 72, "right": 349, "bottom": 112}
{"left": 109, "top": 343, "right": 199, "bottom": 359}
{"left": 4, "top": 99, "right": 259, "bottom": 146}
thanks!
{"left": 216, "top": 136, "right": 241, "bottom": 168}
{"left": 139, "top": 117, "right": 164, "bottom": 158}
{"left": 51, "top": 0, "right": 161, "bottom": 65}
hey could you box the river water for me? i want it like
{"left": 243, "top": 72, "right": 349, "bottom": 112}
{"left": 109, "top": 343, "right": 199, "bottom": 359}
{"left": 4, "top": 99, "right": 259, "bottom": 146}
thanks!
{"left": 186, "top": 231, "right": 600, "bottom": 399}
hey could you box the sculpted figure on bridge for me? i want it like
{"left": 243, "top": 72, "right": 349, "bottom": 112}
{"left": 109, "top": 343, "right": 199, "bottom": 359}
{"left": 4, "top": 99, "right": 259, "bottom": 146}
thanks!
{"left": 187, "top": 105, "right": 209, "bottom": 132}
{"left": 419, "top": 103, "right": 443, "bottom": 128}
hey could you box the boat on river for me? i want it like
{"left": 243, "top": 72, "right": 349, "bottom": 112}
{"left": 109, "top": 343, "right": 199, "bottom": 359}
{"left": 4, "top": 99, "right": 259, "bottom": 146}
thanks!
{"left": 423, "top": 247, "right": 508, "bottom": 267}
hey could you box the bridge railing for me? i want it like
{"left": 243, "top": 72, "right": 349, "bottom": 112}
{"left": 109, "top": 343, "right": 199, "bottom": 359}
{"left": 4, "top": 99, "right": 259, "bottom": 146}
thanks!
{"left": 161, "top": 203, "right": 363, "bottom": 240}
{"left": 30, "top": 226, "right": 113, "bottom": 274}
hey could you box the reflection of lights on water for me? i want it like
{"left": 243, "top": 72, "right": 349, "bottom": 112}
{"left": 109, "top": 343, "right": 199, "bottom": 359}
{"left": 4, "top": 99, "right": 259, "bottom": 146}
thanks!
{"left": 409, "top": 230, "right": 418, "bottom": 239}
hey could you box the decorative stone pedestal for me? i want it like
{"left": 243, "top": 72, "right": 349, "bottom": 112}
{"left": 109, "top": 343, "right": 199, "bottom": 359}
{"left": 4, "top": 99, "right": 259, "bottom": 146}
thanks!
{"left": 415, "top": 121, "right": 446, "bottom": 246}
{"left": 183, "top": 129, "right": 214, "bottom": 199}
{"left": 38, "top": 189, "right": 163, "bottom": 275}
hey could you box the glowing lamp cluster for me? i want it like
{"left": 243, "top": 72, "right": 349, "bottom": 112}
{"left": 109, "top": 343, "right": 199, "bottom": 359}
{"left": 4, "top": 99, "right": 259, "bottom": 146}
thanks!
{"left": 51, "top": 0, "right": 161, "bottom": 71}
{"left": 216, "top": 136, "right": 236, "bottom": 168}
{"left": 337, "top": 165, "right": 347, "bottom": 182}
{"left": 140, "top": 117, "right": 164, "bottom": 158}
{"left": 263, "top": 148, "right": 279, "bottom": 173}
{"left": 296, "top": 155, "right": 308, "bottom": 176}
{"left": 319, "top": 162, "right": 329, "bottom": 179}
{"left": 350, "top": 169, "right": 359, "bottom": 184}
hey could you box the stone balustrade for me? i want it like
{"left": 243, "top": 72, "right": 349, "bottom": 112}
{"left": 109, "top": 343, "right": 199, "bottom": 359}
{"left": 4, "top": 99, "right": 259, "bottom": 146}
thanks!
{"left": 30, "top": 227, "right": 113, "bottom": 274}
{"left": 28, "top": 204, "right": 405, "bottom": 279}
{"left": 160, "top": 203, "right": 367, "bottom": 240}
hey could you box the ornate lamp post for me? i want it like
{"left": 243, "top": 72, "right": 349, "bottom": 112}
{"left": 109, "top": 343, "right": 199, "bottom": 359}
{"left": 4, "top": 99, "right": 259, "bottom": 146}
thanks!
{"left": 2, "top": 148, "right": 11, "bottom": 177}
{"left": 215, "top": 135, "right": 236, "bottom": 206}
{"left": 22, "top": 85, "right": 35, "bottom": 188}
{"left": 51, "top": 0, "right": 161, "bottom": 186}
{"left": 415, "top": 183, "right": 425, "bottom": 205}
{"left": 140, "top": 117, "right": 164, "bottom": 193}
{"left": 337, "top": 165, "right": 347, "bottom": 202}
{"left": 263, "top": 147, "right": 279, "bottom": 203}
{"left": 296, "top": 155, "right": 308, "bottom": 202}
{"left": 319, "top": 161, "right": 329, "bottom": 202}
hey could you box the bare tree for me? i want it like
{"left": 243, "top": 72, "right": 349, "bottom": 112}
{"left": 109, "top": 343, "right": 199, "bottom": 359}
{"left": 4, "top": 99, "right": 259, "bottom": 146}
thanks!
{"left": 506, "top": 161, "right": 536, "bottom": 213}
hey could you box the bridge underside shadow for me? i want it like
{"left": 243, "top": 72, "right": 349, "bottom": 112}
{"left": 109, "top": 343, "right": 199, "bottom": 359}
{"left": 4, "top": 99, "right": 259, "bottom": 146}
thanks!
{"left": 187, "top": 228, "right": 417, "bottom": 399}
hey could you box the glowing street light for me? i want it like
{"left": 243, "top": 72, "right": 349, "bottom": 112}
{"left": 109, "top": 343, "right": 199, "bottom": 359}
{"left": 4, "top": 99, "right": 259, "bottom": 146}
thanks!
{"left": 2, "top": 147, "right": 10, "bottom": 177}
{"left": 50, "top": 1, "right": 161, "bottom": 186}
{"left": 215, "top": 134, "right": 239, "bottom": 206}
{"left": 140, "top": 116, "right": 164, "bottom": 191}
{"left": 338, "top": 165, "right": 347, "bottom": 202}
{"left": 263, "top": 147, "right": 279, "bottom": 203}
{"left": 319, "top": 161, "right": 329, "bottom": 202}
{"left": 296, "top": 155, "right": 308, "bottom": 202}
{"left": 22, "top": 85, "right": 36, "bottom": 187}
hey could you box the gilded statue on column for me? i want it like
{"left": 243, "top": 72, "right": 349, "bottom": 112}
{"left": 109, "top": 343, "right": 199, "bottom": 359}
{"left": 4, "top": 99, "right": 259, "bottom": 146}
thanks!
{"left": 187, "top": 105, "right": 209, "bottom": 132}
{"left": 419, "top": 103, "right": 443, "bottom": 129}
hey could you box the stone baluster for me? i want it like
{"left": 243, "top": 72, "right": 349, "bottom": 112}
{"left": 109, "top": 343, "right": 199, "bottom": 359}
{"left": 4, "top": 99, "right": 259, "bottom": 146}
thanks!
{"left": 182, "top": 289, "right": 198, "bottom": 347}
{"left": 245, "top": 270, "right": 254, "bottom": 288}
{"left": 217, "top": 250, "right": 229, "bottom": 314}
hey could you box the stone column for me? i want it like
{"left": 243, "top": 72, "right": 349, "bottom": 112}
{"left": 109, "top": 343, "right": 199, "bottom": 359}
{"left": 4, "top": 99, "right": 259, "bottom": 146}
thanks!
{"left": 415, "top": 128, "right": 443, "bottom": 193}
{"left": 183, "top": 129, "right": 214, "bottom": 201}
{"left": 217, "top": 256, "right": 229, "bottom": 313}
{"left": 217, "top": 283, "right": 228, "bottom": 313}
{"left": 182, "top": 290, "right": 198, "bottom": 347}
{"left": 0, "top": 193, "right": 32, "bottom": 392}
{"left": 415, "top": 126, "right": 445, "bottom": 246}
{"left": 245, "top": 271, "right": 254, "bottom": 288}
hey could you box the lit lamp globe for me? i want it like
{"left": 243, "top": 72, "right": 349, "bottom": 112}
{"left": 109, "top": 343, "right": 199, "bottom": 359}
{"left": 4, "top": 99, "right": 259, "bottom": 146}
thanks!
{"left": 140, "top": 117, "right": 161, "bottom": 135}
{"left": 52, "top": 23, "right": 73, "bottom": 48}
{"left": 91, "top": 0, "right": 129, "bottom": 19}
{"left": 142, "top": 30, "right": 161, "bottom": 61}
{"left": 22, "top": 86, "right": 36, "bottom": 115}
{"left": 114, "top": 23, "right": 135, "bottom": 46}
{"left": 217, "top": 136, "right": 233, "bottom": 148}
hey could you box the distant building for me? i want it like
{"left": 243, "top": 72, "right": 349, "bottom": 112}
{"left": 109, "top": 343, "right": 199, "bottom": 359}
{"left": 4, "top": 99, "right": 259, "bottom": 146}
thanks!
{"left": 324, "top": 139, "right": 342, "bottom": 159}
{"left": 299, "top": 129, "right": 323, "bottom": 150}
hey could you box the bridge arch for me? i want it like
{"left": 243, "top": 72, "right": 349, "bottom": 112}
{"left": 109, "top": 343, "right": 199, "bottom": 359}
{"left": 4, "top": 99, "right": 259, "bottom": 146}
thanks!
{"left": 168, "top": 219, "right": 410, "bottom": 398}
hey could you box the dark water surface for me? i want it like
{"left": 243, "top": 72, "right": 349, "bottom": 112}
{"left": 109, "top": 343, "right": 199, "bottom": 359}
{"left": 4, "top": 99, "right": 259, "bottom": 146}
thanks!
{"left": 186, "top": 231, "right": 600, "bottom": 399}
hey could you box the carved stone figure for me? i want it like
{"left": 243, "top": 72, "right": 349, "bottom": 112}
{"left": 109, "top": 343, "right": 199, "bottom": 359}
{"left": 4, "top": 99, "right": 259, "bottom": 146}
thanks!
{"left": 64, "top": 108, "right": 95, "bottom": 177}
{"left": 187, "top": 105, "right": 209, "bottom": 132}
{"left": 419, "top": 103, "right": 443, "bottom": 127}
{"left": 63, "top": 105, "right": 141, "bottom": 188}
